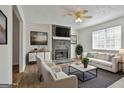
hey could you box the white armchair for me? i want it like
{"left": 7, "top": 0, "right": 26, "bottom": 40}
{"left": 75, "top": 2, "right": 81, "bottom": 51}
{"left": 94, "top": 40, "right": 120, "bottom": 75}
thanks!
{"left": 36, "top": 55, "right": 78, "bottom": 88}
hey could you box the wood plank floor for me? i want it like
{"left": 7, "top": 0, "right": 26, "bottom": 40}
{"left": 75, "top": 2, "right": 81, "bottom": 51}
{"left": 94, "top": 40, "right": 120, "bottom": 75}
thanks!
{"left": 13, "top": 64, "right": 46, "bottom": 88}
{"left": 13, "top": 65, "right": 19, "bottom": 84}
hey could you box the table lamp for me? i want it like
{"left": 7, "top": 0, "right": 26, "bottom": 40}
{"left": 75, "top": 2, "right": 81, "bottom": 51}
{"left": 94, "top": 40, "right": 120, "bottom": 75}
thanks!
{"left": 119, "top": 48, "right": 124, "bottom": 62}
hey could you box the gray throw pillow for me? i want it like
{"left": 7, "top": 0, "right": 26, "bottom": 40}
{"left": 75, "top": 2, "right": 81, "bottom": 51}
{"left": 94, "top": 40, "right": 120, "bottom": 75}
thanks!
{"left": 108, "top": 54, "right": 115, "bottom": 62}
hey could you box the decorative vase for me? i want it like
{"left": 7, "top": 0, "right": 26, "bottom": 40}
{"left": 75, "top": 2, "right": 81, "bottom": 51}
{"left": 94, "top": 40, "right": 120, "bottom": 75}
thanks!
{"left": 84, "top": 64, "right": 88, "bottom": 68}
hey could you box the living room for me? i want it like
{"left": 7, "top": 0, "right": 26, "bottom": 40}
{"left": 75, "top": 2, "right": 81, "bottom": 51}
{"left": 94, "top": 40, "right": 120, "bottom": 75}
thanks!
{"left": 0, "top": 4, "right": 124, "bottom": 89}
{"left": 17, "top": 5, "right": 124, "bottom": 88}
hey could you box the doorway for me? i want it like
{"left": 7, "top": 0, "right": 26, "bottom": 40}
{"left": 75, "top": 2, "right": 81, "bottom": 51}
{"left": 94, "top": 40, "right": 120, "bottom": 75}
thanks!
{"left": 12, "top": 6, "right": 22, "bottom": 84}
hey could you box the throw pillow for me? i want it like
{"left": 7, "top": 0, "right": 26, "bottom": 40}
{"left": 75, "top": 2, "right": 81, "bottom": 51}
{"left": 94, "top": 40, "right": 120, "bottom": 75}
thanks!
{"left": 108, "top": 54, "right": 115, "bottom": 62}
{"left": 87, "top": 52, "right": 94, "bottom": 58}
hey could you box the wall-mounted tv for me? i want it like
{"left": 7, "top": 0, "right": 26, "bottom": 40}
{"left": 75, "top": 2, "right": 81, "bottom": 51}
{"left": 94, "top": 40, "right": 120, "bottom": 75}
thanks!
{"left": 30, "top": 31, "right": 48, "bottom": 45}
{"left": 55, "top": 26, "right": 70, "bottom": 37}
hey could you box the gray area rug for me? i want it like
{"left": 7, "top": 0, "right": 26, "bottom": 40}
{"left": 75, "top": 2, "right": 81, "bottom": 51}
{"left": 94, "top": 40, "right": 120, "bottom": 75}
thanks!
{"left": 63, "top": 67, "right": 124, "bottom": 88}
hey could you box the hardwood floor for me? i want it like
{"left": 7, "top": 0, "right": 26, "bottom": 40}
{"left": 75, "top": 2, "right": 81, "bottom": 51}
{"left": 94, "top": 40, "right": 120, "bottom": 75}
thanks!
{"left": 13, "top": 65, "right": 19, "bottom": 84}
{"left": 14, "top": 64, "right": 46, "bottom": 88}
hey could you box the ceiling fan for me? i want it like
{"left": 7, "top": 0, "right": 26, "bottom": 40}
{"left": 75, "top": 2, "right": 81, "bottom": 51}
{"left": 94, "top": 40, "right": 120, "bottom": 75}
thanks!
{"left": 63, "top": 8, "right": 92, "bottom": 23}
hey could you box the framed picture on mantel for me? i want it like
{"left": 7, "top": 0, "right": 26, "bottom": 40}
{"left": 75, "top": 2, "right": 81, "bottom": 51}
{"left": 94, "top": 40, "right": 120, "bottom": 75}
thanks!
{"left": 0, "top": 10, "right": 7, "bottom": 44}
{"left": 71, "top": 35, "right": 77, "bottom": 44}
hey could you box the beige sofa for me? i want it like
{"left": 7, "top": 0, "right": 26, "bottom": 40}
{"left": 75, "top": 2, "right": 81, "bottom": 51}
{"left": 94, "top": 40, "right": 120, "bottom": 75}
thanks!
{"left": 85, "top": 52, "right": 120, "bottom": 73}
{"left": 36, "top": 55, "right": 78, "bottom": 88}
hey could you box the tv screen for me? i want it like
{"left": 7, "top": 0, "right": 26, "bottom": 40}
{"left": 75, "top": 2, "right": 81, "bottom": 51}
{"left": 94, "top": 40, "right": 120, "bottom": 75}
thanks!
{"left": 55, "top": 26, "right": 70, "bottom": 37}
{"left": 30, "top": 31, "right": 48, "bottom": 45}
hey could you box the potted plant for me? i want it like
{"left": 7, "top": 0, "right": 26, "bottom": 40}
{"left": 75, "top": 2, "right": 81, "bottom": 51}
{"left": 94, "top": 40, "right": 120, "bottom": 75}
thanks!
{"left": 75, "top": 44, "right": 83, "bottom": 59}
{"left": 81, "top": 57, "right": 89, "bottom": 68}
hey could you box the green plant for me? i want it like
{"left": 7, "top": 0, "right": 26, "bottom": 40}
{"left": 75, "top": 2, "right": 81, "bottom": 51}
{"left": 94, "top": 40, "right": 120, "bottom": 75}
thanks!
{"left": 81, "top": 57, "right": 89, "bottom": 64}
{"left": 75, "top": 44, "right": 83, "bottom": 55}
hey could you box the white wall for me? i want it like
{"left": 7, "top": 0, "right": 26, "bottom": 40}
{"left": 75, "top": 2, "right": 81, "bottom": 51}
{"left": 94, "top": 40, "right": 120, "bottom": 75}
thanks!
{"left": 78, "top": 17, "right": 124, "bottom": 53}
{"left": 0, "top": 5, "right": 26, "bottom": 84}
{"left": 26, "top": 23, "right": 52, "bottom": 54}
{"left": 0, "top": 6, "right": 12, "bottom": 84}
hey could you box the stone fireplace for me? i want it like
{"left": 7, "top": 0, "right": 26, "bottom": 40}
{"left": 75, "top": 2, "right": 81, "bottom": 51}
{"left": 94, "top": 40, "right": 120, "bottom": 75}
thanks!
{"left": 52, "top": 40, "right": 71, "bottom": 61}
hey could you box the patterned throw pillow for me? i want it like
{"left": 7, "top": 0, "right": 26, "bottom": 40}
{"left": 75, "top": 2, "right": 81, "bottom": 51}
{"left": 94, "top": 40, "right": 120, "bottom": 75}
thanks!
{"left": 87, "top": 52, "right": 94, "bottom": 58}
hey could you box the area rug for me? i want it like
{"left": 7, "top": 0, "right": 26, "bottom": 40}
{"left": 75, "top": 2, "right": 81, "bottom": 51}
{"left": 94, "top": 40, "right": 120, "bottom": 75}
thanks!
{"left": 63, "top": 67, "right": 124, "bottom": 88}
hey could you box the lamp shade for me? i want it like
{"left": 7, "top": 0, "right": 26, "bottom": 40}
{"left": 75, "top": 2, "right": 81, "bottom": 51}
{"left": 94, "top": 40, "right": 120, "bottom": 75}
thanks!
{"left": 119, "top": 49, "right": 124, "bottom": 55}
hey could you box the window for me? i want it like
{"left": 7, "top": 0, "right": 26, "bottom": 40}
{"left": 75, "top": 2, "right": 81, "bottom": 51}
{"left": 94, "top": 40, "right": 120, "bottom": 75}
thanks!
{"left": 92, "top": 26, "right": 121, "bottom": 50}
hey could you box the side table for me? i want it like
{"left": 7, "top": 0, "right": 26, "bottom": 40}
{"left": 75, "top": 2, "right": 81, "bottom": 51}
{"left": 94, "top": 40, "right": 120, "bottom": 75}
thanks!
{"left": 118, "top": 61, "right": 124, "bottom": 75}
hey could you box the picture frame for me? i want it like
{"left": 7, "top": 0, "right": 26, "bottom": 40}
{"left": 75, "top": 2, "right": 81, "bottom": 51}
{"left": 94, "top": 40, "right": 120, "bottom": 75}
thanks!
{"left": 71, "top": 35, "right": 77, "bottom": 44}
{"left": 0, "top": 10, "right": 7, "bottom": 44}
{"left": 30, "top": 31, "right": 48, "bottom": 45}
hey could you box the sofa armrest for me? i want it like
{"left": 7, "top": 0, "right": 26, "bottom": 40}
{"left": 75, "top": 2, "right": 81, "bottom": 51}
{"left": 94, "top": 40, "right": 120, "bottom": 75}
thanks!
{"left": 46, "top": 75, "right": 78, "bottom": 88}
{"left": 112, "top": 56, "right": 120, "bottom": 73}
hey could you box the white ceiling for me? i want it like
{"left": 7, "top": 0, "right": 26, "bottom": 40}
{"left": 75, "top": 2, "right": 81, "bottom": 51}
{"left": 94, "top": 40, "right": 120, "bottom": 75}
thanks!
{"left": 22, "top": 5, "right": 124, "bottom": 29}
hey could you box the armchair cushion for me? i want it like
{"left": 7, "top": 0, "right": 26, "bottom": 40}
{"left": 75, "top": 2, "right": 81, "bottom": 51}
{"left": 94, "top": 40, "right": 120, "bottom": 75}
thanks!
{"left": 56, "top": 72, "right": 68, "bottom": 80}
{"left": 51, "top": 66, "right": 62, "bottom": 73}
{"left": 41, "top": 61, "right": 57, "bottom": 82}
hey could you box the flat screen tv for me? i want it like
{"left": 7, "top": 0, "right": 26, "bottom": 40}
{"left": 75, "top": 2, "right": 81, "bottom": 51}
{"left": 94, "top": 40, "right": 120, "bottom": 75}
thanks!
{"left": 30, "top": 31, "right": 48, "bottom": 45}
{"left": 55, "top": 26, "right": 70, "bottom": 37}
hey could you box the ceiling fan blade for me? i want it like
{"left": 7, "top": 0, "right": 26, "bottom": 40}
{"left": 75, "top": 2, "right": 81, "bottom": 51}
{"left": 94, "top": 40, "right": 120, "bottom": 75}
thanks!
{"left": 82, "top": 16, "right": 92, "bottom": 18}
{"left": 62, "top": 8, "right": 76, "bottom": 13}
{"left": 62, "top": 13, "right": 73, "bottom": 16}
{"left": 79, "top": 9, "right": 88, "bottom": 14}
{"left": 83, "top": 10, "right": 88, "bottom": 13}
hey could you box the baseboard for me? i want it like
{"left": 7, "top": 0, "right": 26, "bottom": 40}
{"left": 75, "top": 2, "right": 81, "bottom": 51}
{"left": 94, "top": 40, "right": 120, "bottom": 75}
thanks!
{"left": 0, "top": 84, "right": 12, "bottom": 88}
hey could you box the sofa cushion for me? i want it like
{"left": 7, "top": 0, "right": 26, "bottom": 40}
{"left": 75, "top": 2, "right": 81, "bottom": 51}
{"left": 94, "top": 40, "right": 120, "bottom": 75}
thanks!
{"left": 89, "top": 58, "right": 112, "bottom": 67}
{"left": 94, "top": 53, "right": 106, "bottom": 60}
{"left": 92, "top": 52, "right": 115, "bottom": 62}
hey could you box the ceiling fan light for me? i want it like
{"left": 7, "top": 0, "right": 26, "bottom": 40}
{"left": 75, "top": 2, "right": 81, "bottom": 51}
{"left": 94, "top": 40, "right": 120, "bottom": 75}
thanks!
{"left": 75, "top": 17, "right": 82, "bottom": 23}
{"left": 75, "top": 19, "right": 78, "bottom": 23}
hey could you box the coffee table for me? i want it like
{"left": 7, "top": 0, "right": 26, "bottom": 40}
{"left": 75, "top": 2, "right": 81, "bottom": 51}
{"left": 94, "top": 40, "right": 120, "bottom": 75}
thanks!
{"left": 69, "top": 63, "right": 98, "bottom": 82}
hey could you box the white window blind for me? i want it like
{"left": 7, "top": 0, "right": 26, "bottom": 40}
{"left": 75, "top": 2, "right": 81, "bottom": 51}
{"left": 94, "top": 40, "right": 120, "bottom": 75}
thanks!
{"left": 92, "top": 26, "right": 121, "bottom": 50}
{"left": 92, "top": 29, "right": 106, "bottom": 49}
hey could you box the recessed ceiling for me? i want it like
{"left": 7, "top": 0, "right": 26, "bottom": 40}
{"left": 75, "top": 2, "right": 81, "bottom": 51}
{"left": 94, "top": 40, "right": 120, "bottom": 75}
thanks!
{"left": 22, "top": 5, "right": 124, "bottom": 29}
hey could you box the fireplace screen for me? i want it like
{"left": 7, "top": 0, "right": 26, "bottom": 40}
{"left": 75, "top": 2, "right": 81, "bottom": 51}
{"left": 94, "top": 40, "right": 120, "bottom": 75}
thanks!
{"left": 55, "top": 49, "right": 68, "bottom": 60}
